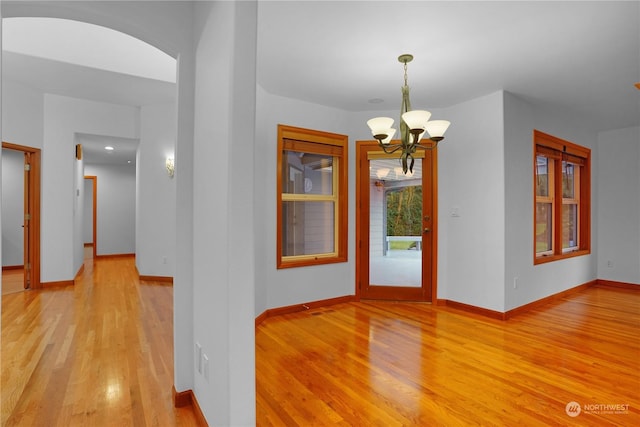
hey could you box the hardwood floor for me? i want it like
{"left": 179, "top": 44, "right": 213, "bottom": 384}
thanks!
{"left": 1, "top": 256, "right": 202, "bottom": 426}
{"left": 6, "top": 255, "right": 637, "bottom": 426}
{"left": 1, "top": 268, "right": 25, "bottom": 296}
{"left": 256, "top": 286, "right": 640, "bottom": 426}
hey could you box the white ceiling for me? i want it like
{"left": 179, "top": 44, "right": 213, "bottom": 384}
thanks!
{"left": 76, "top": 133, "right": 139, "bottom": 166}
{"left": 257, "top": 1, "right": 640, "bottom": 133}
{"left": 2, "top": 17, "right": 177, "bottom": 165}
{"left": 1, "top": 2, "right": 638, "bottom": 170}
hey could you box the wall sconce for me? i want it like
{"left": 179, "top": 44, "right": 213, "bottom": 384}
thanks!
{"left": 166, "top": 157, "right": 175, "bottom": 178}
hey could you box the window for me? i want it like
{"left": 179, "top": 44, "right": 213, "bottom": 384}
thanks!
{"left": 277, "top": 125, "right": 348, "bottom": 268}
{"left": 534, "top": 130, "right": 591, "bottom": 264}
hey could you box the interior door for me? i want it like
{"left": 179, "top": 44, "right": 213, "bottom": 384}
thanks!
{"left": 356, "top": 141, "right": 437, "bottom": 302}
{"left": 3, "top": 142, "right": 41, "bottom": 290}
{"left": 23, "top": 152, "right": 31, "bottom": 289}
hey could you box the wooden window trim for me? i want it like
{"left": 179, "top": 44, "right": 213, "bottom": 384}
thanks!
{"left": 533, "top": 130, "right": 591, "bottom": 265}
{"left": 277, "top": 124, "right": 348, "bottom": 269}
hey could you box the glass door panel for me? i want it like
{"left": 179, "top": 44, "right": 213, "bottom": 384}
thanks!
{"left": 369, "top": 159, "right": 422, "bottom": 288}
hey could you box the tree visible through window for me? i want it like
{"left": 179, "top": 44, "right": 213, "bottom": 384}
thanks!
{"left": 386, "top": 186, "right": 422, "bottom": 237}
{"left": 534, "top": 130, "right": 590, "bottom": 264}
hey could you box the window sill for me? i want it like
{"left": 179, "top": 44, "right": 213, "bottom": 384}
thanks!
{"left": 534, "top": 249, "right": 590, "bottom": 265}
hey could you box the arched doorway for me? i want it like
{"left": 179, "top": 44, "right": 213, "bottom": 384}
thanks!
{"left": 0, "top": 2, "right": 194, "bottom": 417}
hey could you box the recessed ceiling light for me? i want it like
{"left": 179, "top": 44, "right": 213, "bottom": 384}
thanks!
{"left": 105, "top": 146, "right": 115, "bottom": 151}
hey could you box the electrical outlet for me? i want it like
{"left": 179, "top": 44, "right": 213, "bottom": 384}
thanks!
{"left": 195, "top": 342, "right": 202, "bottom": 374}
{"left": 162, "top": 256, "right": 167, "bottom": 264}
{"left": 203, "top": 354, "right": 209, "bottom": 382}
{"left": 607, "top": 260, "right": 614, "bottom": 268}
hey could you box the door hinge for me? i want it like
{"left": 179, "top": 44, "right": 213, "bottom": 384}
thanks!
{"left": 25, "top": 213, "right": 31, "bottom": 221}
{"left": 26, "top": 263, "right": 31, "bottom": 270}
{"left": 24, "top": 163, "right": 31, "bottom": 171}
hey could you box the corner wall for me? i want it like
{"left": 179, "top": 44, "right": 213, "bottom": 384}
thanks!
{"left": 192, "top": 1, "right": 257, "bottom": 424}
{"left": 504, "top": 92, "right": 598, "bottom": 311}
{"left": 596, "top": 126, "right": 640, "bottom": 284}
{"left": 438, "top": 91, "right": 506, "bottom": 312}
{"left": 136, "top": 103, "right": 176, "bottom": 277}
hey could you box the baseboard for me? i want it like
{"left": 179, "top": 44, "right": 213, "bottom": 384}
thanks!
{"left": 504, "top": 280, "right": 597, "bottom": 319}
{"left": 139, "top": 275, "right": 174, "bottom": 284}
{"left": 596, "top": 279, "right": 640, "bottom": 290}
{"left": 438, "top": 280, "right": 599, "bottom": 320}
{"left": 173, "top": 386, "right": 207, "bottom": 426}
{"left": 75, "top": 264, "right": 85, "bottom": 279}
{"left": 2, "top": 265, "right": 24, "bottom": 271}
{"left": 255, "top": 295, "right": 356, "bottom": 327}
{"left": 255, "top": 279, "right": 635, "bottom": 326}
{"left": 441, "top": 299, "right": 506, "bottom": 320}
{"left": 42, "top": 280, "right": 74, "bottom": 289}
{"left": 95, "top": 253, "right": 135, "bottom": 259}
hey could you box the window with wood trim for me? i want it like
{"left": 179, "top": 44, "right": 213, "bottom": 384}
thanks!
{"left": 277, "top": 125, "right": 348, "bottom": 268}
{"left": 534, "top": 130, "right": 591, "bottom": 264}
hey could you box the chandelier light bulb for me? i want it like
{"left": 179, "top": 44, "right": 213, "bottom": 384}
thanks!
{"left": 402, "top": 110, "right": 432, "bottom": 131}
{"left": 425, "top": 120, "right": 451, "bottom": 139}
{"left": 381, "top": 128, "right": 396, "bottom": 144}
{"left": 367, "top": 117, "right": 394, "bottom": 139}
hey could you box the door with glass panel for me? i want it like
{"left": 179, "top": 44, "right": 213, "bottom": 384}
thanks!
{"left": 356, "top": 141, "right": 436, "bottom": 302}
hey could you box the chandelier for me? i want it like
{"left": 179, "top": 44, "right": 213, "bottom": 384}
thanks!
{"left": 367, "top": 54, "right": 451, "bottom": 174}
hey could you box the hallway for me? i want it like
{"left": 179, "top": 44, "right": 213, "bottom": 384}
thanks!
{"left": 1, "top": 256, "right": 201, "bottom": 426}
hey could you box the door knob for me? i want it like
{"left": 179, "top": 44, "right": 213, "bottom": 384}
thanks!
{"left": 424, "top": 228, "right": 430, "bottom": 233}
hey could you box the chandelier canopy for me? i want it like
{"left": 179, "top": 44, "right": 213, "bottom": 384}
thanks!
{"left": 367, "top": 54, "right": 451, "bottom": 174}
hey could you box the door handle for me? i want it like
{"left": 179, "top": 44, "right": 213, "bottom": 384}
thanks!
{"left": 424, "top": 228, "right": 430, "bottom": 233}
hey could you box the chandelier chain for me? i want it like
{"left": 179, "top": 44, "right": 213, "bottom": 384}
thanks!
{"left": 403, "top": 61, "right": 409, "bottom": 87}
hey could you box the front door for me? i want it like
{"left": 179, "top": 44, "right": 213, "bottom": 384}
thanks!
{"left": 356, "top": 141, "right": 437, "bottom": 302}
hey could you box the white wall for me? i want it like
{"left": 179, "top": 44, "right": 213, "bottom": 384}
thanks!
{"left": 42, "top": 94, "right": 139, "bottom": 281}
{"left": 1, "top": 148, "right": 23, "bottom": 266}
{"left": 192, "top": 1, "right": 256, "bottom": 424}
{"left": 84, "top": 163, "right": 136, "bottom": 256}
{"left": 1, "top": 1, "right": 197, "bottom": 419}
{"left": 255, "top": 87, "right": 354, "bottom": 316}
{"left": 136, "top": 103, "right": 176, "bottom": 277}
{"left": 436, "top": 91, "right": 506, "bottom": 312}
{"left": 1, "top": 80, "right": 42, "bottom": 269}
{"left": 83, "top": 178, "right": 93, "bottom": 244}
{"left": 597, "top": 126, "right": 640, "bottom": 285}
{"left": 1, "top": 79, "right": 43, "bottom": 148}
{"left": 504, "top": 92, "right": 598, "bottom": 310}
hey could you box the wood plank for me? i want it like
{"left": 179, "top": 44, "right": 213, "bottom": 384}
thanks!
{"left": 1, "top": 256, "right": 204, "bottom": 426}
{"left": 256, "top": 287, "right": 640, "bottom": 426}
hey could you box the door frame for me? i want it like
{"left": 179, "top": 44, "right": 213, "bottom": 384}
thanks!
{"left": 355, "top": 140, "right": 438, "bottom": 302}
{"left": 84, "top": 175, "right": 97, "bottom": 259}
{"left": 2, "top": 142, "right": 41, "bottom": 289}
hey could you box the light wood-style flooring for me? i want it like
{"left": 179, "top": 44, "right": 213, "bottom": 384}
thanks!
{"left": 4, "top": 255, "right": 639, "bottom": 426}
{"left": 1, "top": 268, "right": 25, "bottom": 296}
{"left": 256, "top": 286, "right": 640, "bottom": 426}
{"left": 1, "top": 256, "right": 201, "bottom": 426}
